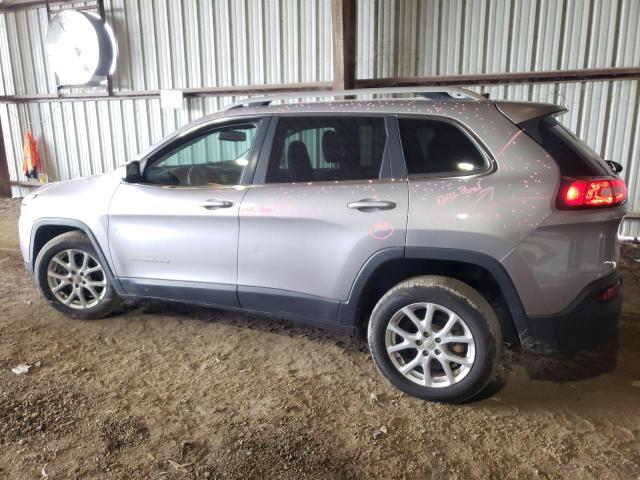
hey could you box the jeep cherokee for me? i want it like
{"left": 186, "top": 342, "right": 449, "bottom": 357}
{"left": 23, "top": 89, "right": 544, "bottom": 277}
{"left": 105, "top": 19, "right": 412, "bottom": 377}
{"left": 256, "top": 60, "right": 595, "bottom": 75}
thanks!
{"left": 18, "top": 87, "right": 627, "bottom": 403}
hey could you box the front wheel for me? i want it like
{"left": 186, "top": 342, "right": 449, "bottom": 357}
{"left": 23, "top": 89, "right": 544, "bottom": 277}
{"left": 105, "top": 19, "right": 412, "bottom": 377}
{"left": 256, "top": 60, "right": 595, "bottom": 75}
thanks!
{"left": 34, "top": 231, "right": 121, "bottom": 319}
{"left": 368, "top": 275, "right": 502, "bottom": 403}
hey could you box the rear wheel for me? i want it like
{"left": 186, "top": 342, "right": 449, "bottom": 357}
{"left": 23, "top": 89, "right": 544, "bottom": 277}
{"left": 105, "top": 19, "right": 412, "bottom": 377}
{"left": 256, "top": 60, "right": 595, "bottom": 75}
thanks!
{"left": 34, "top": 231, "right": 121, "bottom": 319}
{"left": 368, "top": 275, "right": 502, "bottom": 403}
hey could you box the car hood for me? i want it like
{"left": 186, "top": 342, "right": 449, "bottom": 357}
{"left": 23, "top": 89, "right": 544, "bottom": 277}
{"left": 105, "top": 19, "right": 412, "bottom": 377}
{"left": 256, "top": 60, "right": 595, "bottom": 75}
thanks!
{"left": 21, "top": 171, "right": 124, "bottom": 221}
{"left": 26, "top": 169, "right": 123, "bottom": 199}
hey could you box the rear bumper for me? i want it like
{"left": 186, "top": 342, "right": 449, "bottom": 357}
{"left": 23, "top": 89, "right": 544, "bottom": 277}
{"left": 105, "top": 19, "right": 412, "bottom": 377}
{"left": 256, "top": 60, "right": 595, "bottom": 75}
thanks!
{"left": 523, "top": 271, "right": 622, "bottom": 352}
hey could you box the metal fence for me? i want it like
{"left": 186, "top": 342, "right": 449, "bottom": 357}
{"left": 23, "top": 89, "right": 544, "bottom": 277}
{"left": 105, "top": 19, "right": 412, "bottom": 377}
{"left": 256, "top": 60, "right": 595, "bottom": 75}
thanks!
{"left": 0, "top": 0, "right": 639, "bottom": 235}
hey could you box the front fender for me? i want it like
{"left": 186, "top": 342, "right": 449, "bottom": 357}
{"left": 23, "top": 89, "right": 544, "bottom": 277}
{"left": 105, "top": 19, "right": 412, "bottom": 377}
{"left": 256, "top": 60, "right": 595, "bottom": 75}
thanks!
{"left": 29, "top": 218, "right": 125, "bottom": 296}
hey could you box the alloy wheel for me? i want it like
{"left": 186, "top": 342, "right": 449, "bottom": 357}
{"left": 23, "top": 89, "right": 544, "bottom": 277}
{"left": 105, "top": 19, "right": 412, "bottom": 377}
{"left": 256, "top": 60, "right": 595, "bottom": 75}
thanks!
{"left": 384, "top": 302, "right": 476, "bottom": 388}
{"left": 46, "top": 249, "right": 107, "bottom": 310}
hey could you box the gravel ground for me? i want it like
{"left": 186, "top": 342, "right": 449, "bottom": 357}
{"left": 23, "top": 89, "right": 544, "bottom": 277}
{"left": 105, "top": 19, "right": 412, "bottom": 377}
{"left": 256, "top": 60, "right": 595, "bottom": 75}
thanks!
{"left": 1, "top": 197, "right": 639, "bottom": 479}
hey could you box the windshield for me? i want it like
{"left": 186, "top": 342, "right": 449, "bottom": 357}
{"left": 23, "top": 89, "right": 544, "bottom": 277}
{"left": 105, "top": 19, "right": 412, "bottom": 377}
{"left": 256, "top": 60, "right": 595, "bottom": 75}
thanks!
{"left": 133, "top": 116, "right": 220, "bottom": 162}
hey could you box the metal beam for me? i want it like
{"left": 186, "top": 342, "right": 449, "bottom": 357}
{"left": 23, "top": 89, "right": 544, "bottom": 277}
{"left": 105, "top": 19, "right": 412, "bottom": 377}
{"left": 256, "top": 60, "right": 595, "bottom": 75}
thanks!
{"left": 0, "top": 82, "right": 335, "bottom": 104}
{"left": 331, "top": 0, "right": 356, "bottom": 91}
{"left": 3, "top": 68, "right": 638, "bottom": 104}
{"left": 0, "top": 0, "right": 68, "bottom": 12}
{"left": 0, "top": 116, "right": 11, "bottom": 198}
{"left": 354, "top": 67, "right": 640, "bottom": 89}
{"left": 10, "top": 180, "right": 40, "bottom": 188}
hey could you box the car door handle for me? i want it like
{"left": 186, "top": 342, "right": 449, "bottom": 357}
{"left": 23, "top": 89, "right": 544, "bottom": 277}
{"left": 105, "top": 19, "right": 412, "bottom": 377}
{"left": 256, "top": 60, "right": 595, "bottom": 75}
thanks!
{"left": 199, "top": 199, "right": 234, "bottom": 209}
{"left": 347, "top": 199, "right": 397, "bottom": 211}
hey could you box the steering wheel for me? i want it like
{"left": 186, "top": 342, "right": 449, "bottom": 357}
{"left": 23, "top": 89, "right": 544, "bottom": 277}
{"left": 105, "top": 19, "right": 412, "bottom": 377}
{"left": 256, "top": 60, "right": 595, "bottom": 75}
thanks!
{"left": 187, "top": 165, "right": 223, "bottom": 186}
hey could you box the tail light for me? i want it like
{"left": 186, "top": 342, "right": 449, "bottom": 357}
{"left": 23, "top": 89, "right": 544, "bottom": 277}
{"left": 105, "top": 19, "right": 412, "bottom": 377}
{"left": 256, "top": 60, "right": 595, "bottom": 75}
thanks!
{"left": 596, "top": 280, "right": 621, "bottom": 302}
{"left": 557, "top": 177, "right": 627, "bottom": 209}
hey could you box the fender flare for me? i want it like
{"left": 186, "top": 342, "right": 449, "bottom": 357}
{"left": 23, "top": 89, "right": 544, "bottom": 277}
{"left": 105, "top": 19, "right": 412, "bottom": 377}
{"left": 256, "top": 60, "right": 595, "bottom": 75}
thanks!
{"left": 30, "top": 218, "right": 125, "bottom": 295}
{"left": 337, "top": 246, "right": 531, "bottom": 344}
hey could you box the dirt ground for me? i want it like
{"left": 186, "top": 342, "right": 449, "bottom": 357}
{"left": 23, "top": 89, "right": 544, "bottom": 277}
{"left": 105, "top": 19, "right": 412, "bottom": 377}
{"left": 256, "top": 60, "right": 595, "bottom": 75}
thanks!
{"left": 1, "top": 197, "right": 639, "bottom": 479}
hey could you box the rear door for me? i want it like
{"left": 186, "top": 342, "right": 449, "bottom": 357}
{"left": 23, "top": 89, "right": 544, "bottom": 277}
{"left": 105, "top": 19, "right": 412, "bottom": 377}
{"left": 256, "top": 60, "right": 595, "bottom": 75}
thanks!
{"left": 237, "top": 114, "right": 408, "bottom": 323}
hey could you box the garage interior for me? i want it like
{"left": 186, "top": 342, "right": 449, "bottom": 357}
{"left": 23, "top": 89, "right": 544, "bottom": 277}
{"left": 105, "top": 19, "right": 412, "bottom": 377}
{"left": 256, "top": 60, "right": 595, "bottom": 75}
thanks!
{"left": 1, "top": 0, "right": 640, "bottom": 478}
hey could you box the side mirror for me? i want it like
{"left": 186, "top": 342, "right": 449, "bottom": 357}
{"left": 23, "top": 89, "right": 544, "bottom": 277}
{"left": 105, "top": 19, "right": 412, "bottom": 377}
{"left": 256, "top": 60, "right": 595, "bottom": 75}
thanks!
{"left": 125, "top": 160, "right": 142, "bottom": 183}
{"left": 606, "top": 160, "right": 623, "bottom": 174}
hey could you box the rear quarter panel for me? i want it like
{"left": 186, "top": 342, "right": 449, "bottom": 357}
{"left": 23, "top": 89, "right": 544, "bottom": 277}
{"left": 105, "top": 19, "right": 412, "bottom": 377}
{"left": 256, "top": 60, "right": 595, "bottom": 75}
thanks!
{"left": 403, "top": 101, "right": 620, "bottom": 315}
{"left": 501, "top": 207, "right": 624, "bottom": 315}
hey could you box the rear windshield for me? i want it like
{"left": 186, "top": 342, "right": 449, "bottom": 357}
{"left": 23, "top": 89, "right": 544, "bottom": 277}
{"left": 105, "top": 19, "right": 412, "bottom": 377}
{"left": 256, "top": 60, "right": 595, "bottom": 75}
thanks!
{"left": 519, "top": 115, "right": 611, "bottom": 177}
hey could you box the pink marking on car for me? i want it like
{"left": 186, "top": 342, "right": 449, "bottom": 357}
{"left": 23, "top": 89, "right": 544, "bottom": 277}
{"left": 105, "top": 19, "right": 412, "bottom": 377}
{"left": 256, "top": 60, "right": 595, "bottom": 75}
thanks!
{"left": 495, "top": 129, "right": 524, "bottom": 158}
{"left": 368, "top": 221, "right": 394, "bottom": 240}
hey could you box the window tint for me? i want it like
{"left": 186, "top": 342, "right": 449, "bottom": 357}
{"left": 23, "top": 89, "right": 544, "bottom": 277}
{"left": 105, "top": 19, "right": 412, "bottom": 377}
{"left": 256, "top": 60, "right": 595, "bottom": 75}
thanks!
{"left": 144, "top": 123, "right": 257, "bottom": 186}
{"left": 519, "top": 115, "right": 610, "bottom": 177}
{"left": 265, "top": 116, "right": 386, "bottom": 183}
{"left": 398, "top": 118, "right": 487, "bottom": 176}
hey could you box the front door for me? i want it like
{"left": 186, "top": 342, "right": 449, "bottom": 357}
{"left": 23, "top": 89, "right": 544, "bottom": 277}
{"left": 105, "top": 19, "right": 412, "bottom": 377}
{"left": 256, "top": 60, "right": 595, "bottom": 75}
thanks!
{"left": 237, "top": 115, "right": 408, "bottom": 322}
{"left": 108, "top": 119, "right": 266, "bottom": 306}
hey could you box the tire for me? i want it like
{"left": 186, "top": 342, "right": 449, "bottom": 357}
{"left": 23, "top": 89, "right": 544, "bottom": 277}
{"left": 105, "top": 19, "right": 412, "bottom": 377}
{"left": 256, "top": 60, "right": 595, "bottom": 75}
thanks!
{"left": 368, "top": 275, "right": 502, "bottom": 403}
{"left": 34, "top": 231, "right": 121, "bottom": 319}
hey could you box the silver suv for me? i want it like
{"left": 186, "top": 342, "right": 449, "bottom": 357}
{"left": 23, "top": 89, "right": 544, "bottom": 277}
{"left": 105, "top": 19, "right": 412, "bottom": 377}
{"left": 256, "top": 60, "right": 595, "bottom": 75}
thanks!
{"left": 18, "top": 87, "right": 628, "bottom": 403}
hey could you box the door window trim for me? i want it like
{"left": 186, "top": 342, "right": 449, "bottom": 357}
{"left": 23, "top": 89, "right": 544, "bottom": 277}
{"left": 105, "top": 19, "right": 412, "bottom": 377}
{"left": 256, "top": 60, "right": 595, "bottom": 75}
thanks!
{"left": 251, "top": 113, "right": 397, "bottom": 185}
{"left": 393, "top": 114, "right": 496, "bottom": 180}
{"left": 137, "top": 115, "right": 271, "bottom": 188}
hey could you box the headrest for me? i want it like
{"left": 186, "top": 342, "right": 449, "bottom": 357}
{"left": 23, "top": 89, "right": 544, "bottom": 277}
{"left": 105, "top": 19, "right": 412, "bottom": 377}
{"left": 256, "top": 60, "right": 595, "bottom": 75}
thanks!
{"left": 287, "top": 140, "right": 311, "bottom": 163}
{"left": 287, "top": 141, "right": 314, "bottom": 182}
{"left": 322, "top": 130, "right": 346, "bottom": 164}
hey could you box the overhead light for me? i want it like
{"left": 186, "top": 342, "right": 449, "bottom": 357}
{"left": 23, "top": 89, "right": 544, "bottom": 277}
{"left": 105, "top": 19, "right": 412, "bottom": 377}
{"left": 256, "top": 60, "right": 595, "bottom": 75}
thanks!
{"left": 45, "top": 9, "right": 118, "bottom": 86}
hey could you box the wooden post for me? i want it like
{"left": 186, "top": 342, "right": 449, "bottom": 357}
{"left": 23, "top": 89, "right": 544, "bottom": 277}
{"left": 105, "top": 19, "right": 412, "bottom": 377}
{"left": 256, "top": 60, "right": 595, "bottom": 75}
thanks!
{"left": 331, "top": 0, "right": 356, "bottom": 91}
{"left": 0, "top": 116, "right": 11, "bottom": 198}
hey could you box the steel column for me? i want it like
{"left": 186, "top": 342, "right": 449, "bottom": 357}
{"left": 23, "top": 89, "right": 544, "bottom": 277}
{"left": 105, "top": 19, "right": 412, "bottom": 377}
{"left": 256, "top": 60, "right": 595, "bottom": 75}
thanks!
{"left": 331, "top": 0, "right": 357, "bottom": 91}
{"left": 0, "top": 116, "right": 11, "bottom": 198}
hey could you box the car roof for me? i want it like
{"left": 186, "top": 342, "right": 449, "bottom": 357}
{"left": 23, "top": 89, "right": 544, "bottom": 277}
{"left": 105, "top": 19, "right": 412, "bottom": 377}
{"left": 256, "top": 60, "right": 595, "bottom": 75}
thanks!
{"left": 196, "top": 97, "right": 494, "bottom": 124}
{"left": 137, "top": 92, "right": 566, "bottom": 161}
{"left": 192, "top": 97, "right": 563, "bottom": 129}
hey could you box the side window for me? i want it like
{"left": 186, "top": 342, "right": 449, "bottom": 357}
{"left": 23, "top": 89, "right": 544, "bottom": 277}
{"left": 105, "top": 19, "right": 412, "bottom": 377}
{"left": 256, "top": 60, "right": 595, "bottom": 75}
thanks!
{"left": 144, "top": 123, "right": 258, "bottom": 186}
{"left": 265, "top": 116, "right": 386, "bottom": 183}
{"left": 398, "top": 118, "right": 487, "bottom": 176}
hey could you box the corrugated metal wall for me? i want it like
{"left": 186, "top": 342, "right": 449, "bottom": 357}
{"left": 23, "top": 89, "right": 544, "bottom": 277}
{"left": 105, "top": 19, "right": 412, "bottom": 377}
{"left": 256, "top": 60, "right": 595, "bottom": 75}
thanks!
{"left": 356, "top": 0, "right": 640, "bottom": 78}
{"left": 1, "top": 0, "right": 639, "bottom": 235}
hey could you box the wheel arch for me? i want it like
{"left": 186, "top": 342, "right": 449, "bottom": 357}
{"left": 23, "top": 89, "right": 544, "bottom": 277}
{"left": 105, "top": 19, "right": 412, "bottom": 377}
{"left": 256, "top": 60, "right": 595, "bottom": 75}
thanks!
{"left": 337, "top": 247, "right": 531, "bottom": 346}
{"left": 30, "top": 218, "right": 125, "bottom": 295}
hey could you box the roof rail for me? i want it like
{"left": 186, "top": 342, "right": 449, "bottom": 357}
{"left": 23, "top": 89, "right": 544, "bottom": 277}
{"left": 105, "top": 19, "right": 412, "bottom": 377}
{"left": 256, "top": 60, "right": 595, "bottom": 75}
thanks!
{"left": 224, "top": 86, "right": 485, "bottom": 110}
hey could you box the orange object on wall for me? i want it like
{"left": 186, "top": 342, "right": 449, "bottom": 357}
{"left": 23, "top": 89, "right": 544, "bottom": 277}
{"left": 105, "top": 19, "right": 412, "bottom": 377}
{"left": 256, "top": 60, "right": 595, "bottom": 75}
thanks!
{"left": 22, "top": 131, "right": 40, "bottom": 179}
